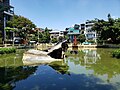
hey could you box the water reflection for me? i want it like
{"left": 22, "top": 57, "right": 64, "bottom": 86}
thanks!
{"left": 0, "top": 49, "right": 120, "bottom": 90}
{"left": 66, "top": 49, "right": 101, "bottom": 66}
{"left": 49, "top": 61, "right": 70, "bottom": 75}
{"left": 0, "top": 50, "right": 38, "bottom": 90}
{"left": 0, "top": 66, "right": 38, "bottom": 90}
{"left": 14, "top": 65, "right": 117, "bottom": 90}
{"left": 65, "top": 48, "right": 120, "bottom": 84}
{"left": 83, "top": 49, "right": 101, "bottom": 64}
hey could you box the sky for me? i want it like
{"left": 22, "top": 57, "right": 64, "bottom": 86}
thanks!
{"left": 11, "top": 0, "right": 120, "bottom": 30}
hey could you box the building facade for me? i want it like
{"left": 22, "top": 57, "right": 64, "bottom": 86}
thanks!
{"left": 0, "top": 0, "right": 14, "bottom": 44}
{"left": 65, "top": 22, "right": 97, "bottom": 43}
{"left": 49, "top": 30, "right": 64, "bottom": 40}
{"left": 84, "top": 21, "right": 97, "bottom": 43}
{"left": 66, "top": 24, "right": 80, "bottom": 42}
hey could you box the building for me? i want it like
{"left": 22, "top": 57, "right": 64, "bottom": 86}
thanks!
{"left": 84, "top": 21, "right": 97, "bottom": 43}
{"left": 49, "top": 30, "right": 64, "bottom": 40}
{"left": 66, "top": 24, "right": 81, "bottom": 42}
{"left": 0, "top": 0, "right": 14, "bottom": 44}
{"left": 65, "top": 21, "right": 97, "bottom": 43}
{"left": 80, "top": 23, "right": 85, "bottom": 34}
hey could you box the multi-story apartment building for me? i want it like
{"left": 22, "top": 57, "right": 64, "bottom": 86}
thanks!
{"left": 0, "top": 0, "right": 14, "bottom": 44}
{"left": 84, "top": 21, "right": 97, "bottom": 43}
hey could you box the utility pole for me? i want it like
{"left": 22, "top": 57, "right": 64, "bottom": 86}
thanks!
{"left": 3, "top": 15, "right": 7, "bottom": 47}
{"left": 12, "top": 30, "right": 14, "bottom": 47}
{"left": 38, "top": 29, "right": 39, "bottom": 44}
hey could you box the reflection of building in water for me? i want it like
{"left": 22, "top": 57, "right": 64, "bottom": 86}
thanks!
{"left": 82, "top": 49, "right": 100, "bottom": 64}
{"left": 65, "top": 56, "right": 82, "bottom": 65}
{"left": 65, "top": 49, "right": 100, "bottom": 66}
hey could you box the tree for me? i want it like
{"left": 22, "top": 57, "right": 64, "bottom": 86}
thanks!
{"left": 44, "top": 27, "right": 50, "bottom": 43}
{"left": 38, "top": 27, "right": 50, "bottom": 43}
{"left": 58, "top": 36, "right": 64, "bottom": 42}
{"left": 51, "top": 38, "right": 57, "bottom": 43}
{"left": 7, "top": 15, "right": 36, "bottom": 29}
{"left": 7, "top": 15, "right": 36, "bottom": 44}
{"left": 92, "top": 14, "right": 120, "bottom": 44}
{"left": 78, "top": 34, "right": 86, "bottom": 43}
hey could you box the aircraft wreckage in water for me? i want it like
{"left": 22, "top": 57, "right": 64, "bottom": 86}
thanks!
{"left": 22, "top": 40, "right": 68, "bottom": 65}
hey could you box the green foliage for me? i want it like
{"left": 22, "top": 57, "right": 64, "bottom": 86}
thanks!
{"left": 36, "top": 27, "right": 51, "bottom": 43}
{"left": 64, "top": 35, "right": 69, "bottom": 40}
{"left": 58, "top": 36, "right": 64, "bottom": 42}
{"left": 0, "top": 83, "right": 13, "bottom": 90}
{"left": 30, "top": 35, "right": 38, "bottom": 41}
{"left": 112, "top": 49, "right": 120, "bottom": 59}
{"left": 7, "top": 15, "right": 36, "bottom": 29}
{"left": 43, "top": 27, "right": 50, "bottom": 43}
{"left": 77, "top": 34, "right": 86, "bottom": 43}
{"left": 5, "top": 27, "right": 17, "bottom": 32}
{"left": 7, "top": 15, "right": 36, "bottom": 40}
{"left": 51, "top": 38, "right": 58, "bottom": 43}
{"left": 92, "top": 14, "right": 120, "bottom": 44}
{"left": 0, "top": 48, "right": 16, "bottom": 54}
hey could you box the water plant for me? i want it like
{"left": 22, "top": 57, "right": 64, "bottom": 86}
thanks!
{"left": 112, "top": 49, "right": 120, "bottom": 59}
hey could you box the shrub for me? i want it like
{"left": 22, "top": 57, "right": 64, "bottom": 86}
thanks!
{"left": 112, "top": 49, "right": 120, "bottom": 59}
{"left": 0, "top": 48, "right": 16, "bottom": 54}
{"left": 51, "top": 38, "right": 58, "bottom": 43}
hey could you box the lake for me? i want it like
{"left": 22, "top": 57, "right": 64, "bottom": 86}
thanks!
{"left": 0, "top": 48, "right": 120, "bottom": 90}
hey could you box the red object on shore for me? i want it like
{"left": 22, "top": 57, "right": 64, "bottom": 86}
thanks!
{"left": 73, "top": 36, "right": 77, "bottom": 45}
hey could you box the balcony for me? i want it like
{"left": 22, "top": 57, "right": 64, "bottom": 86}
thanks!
{"left": 4, "top": 9, "right": 14, "bottom": 16}
{"left": 85, "top": 31, "right": 96, "bottom": 35}
{"left": 0, "top": 2, "right": 14, "bottom": 16}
